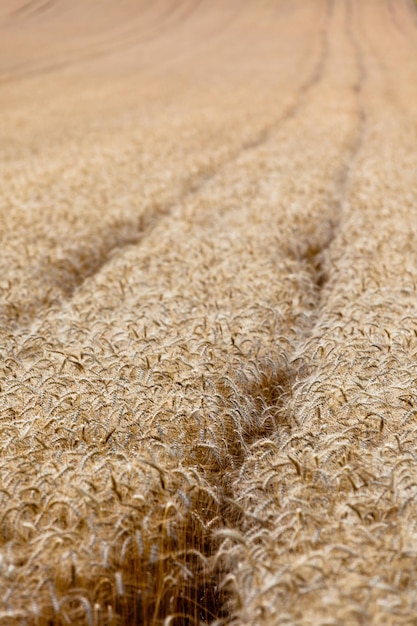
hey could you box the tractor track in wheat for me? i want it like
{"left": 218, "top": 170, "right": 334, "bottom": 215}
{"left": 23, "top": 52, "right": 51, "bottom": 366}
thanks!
{"left": 1, "top": 1, "right": 417, "bottom": 625}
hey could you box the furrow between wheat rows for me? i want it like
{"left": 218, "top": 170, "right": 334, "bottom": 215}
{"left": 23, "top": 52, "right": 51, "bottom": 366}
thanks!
{"left": 1, "top": 0, "right": 417, "bottom": 624}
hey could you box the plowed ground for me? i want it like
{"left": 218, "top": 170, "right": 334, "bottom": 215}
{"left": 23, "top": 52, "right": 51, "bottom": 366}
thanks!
{"left": 1, "top": 1, "right": 417, "bottom": 624}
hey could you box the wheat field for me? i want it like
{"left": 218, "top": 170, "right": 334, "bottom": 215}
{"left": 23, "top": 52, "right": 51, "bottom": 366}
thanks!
{"left": 1, "top": 0, "right": 417, "bottom": 624}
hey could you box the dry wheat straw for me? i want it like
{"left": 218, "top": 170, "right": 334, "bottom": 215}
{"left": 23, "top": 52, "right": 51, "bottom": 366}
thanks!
{"left": 1, "top": 0, "right": 417, "bottom": 624}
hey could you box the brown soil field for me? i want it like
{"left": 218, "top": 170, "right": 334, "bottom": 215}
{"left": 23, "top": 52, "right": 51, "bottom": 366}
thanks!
{"left": 1, "top": 0, "right": 417, "bottom": 624}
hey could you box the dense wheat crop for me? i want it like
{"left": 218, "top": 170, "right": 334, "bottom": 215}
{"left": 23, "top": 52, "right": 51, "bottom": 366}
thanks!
{"left": 1, "top": 0, "right": 417, "bottom": 624}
